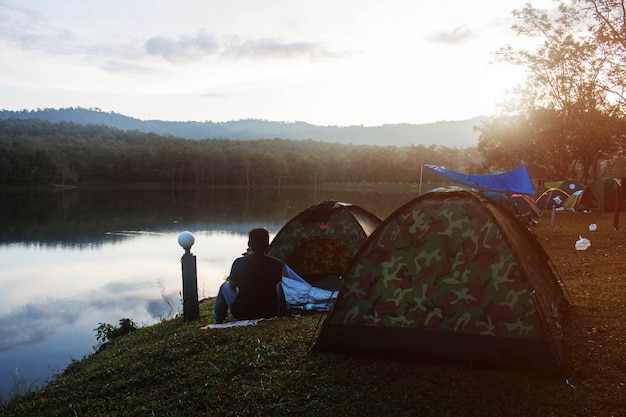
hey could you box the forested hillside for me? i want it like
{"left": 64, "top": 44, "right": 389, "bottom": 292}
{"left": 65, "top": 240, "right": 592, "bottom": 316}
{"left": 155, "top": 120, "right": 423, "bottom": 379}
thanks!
{"left": 0, "top": 108, "right": 485, "bottom": 147}
{"left": 0, "top": 118, "right": 479, "bottom": 187}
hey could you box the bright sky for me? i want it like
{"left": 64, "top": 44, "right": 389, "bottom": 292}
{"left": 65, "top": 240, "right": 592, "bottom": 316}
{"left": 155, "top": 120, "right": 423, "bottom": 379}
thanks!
{"left": 0, "top": 0, "right": 554, "bottom": 127}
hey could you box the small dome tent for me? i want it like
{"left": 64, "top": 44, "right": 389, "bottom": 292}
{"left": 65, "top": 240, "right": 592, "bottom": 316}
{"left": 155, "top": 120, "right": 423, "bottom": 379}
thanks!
{"left": 563, "top": 178, "right": 624, "bottom": 212}
{"left": 267, "top": 200, "right": 381, "bottom": 312}
{"left": 510, "top": 193, "right": 543, "bottom": 222}
{"left": 558, "top": 179, "right": 585, "bottom": 194}
{"left": 536, "top": 188, "right": 570, "bottom": 209}
{"left": 483, "top": 191, "right": 542, "bottom": 225}
{"left": 544, "top": 179, "right": 585, "bottom": 194}
{"left": 313, "top": 190, "right": 569, "bottom": 373}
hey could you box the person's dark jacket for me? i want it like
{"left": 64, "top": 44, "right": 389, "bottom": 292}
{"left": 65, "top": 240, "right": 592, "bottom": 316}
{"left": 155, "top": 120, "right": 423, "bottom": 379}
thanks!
{"left": 229, "top": 253, "right": 282, "bottom": 320}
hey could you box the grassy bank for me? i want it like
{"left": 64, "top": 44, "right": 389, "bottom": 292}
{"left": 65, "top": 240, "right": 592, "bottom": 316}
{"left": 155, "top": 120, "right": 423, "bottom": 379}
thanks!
{"left": 1, "top": 211, "right": 624, "bottom": 416}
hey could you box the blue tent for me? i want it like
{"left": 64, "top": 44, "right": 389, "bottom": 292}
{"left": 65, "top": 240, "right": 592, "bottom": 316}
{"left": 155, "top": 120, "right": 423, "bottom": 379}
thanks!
{"left": 425, "top": 164, "right": 536, "bottom": 195}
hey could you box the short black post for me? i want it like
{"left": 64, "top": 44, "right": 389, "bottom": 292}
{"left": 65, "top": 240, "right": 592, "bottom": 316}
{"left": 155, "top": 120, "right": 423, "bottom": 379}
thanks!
{"left": 178, "top": 231, "right": 200, "bottom": 321}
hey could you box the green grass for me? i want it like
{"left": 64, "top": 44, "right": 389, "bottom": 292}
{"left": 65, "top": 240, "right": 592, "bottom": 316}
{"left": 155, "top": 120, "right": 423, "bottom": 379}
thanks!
{"left": 0, "top": 300, "right": 619, "bottom": 417}
{"left": 1, "top": 211, "right": 625, "bottom": 416}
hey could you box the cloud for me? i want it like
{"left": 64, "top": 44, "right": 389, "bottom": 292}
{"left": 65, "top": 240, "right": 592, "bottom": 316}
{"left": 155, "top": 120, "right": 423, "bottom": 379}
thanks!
{"left": 0, "top": 2, "right": 89, "bottom": 56}
{"left": 0, "top": 5, "right": 50, "bottom": 51}
{"left": 0, "top": 279, "right": 175, "bottom": 353}
{"left": 0, "top": 302, "right": 79, "bottom": 352}
{"left": 224, "top": 37, "right": 341, "bottom": 60}
{"left": 145, "top": 31, "right": 343, "bottom": 63}
{"left": 145, "top": 31, "right": 220, "bottom": 62}
{"left": 0, "top": 2, "right": 46, "bottom": 42}
{"left": 0, "top": 2, "right": 142, "bottom": 75}
{"left": 99, "top": 60, "right": 156, "bottom": 74}
{"left": 426, "top": 25, "right": 478, "bottom": 45}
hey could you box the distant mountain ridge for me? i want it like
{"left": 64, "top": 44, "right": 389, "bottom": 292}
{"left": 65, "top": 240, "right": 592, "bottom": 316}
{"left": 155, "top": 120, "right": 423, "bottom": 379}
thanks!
{"left": 0, "top": 108, "right": 488, "bottom": 147}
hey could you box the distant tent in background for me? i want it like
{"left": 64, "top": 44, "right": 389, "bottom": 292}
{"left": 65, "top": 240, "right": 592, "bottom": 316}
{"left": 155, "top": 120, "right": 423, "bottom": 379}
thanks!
{"left": 424, "top": 164, "right": 536, "bottom": 194}
{"left": 563, "top": 190, "right": 584, "bottom": 211}
{"left": 485, "top": 191, "right": 543, "bottom": 224}
{"left": 510, "top": 193, "right": 543, "bottom": 222}
{"left": 544, "top": 179, "right": 585, "bottom": 194}
{"left": 313, "top": 190, "right": 569, "bottom": 373}
{"left": 421, "top": 186, "right": 464, "bottom": 195}
{"left": 563, "top": 178, "right": 624, "bottom": 212}
{"left": 267, "top": 200, "right": 381, "bottom": 312}
{"left": 536, "top": 188, "right": 570, "bottom": 210}
{"left": 486, "top": 192, "right": 544, "bottom": 223}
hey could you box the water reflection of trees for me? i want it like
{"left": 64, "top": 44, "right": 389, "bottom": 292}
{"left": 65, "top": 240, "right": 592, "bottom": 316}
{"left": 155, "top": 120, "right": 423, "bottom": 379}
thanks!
{"left": 0, "top": 188, "right": 412, "bottom": 245}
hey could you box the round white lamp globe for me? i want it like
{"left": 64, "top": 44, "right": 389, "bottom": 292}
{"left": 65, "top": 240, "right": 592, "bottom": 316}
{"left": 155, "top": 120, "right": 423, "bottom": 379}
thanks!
{"left": 178, "top": 231, "right": 195, "bottom": 250}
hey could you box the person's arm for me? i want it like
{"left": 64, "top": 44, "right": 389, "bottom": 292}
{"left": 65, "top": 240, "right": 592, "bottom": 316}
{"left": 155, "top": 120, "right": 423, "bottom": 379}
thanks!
{"left": 228, "top": 258, "right": 240, "bottom": 289}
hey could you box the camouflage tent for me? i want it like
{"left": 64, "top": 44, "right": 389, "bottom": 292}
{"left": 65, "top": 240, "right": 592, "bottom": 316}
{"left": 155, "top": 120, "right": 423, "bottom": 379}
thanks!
{"left": 313, "top": 190, "right": 569, "bottom": 373}
{"left": 267, "top": 200, "right": 381, "bottom": 311}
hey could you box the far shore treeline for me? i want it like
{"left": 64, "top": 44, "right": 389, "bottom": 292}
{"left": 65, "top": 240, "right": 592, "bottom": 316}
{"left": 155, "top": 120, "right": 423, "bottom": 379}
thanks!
{"left": 1, "top": 115, "right": 624, "bottom": 189}
{"left": 0, "top": 118, "right": 479, "bottom": 188}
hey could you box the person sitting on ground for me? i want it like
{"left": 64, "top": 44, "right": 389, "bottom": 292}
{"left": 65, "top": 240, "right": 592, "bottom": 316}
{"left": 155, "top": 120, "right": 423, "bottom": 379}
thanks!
{"left": 212, "top": 228, "right": 282, "bottom": 324}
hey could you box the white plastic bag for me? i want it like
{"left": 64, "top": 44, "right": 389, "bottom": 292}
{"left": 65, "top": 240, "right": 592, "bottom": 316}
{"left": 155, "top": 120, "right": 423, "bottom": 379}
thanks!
{"left": 589, "top": 223, "right": 597, "bottom": 231}
{"left": 575, "top": 236, "right": 591, "bottom": 251}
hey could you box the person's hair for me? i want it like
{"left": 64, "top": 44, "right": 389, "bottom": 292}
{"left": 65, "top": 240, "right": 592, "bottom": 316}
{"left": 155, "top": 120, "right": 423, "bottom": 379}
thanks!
{"left": 248, "top": 228, "right": 270, "bottom": 253}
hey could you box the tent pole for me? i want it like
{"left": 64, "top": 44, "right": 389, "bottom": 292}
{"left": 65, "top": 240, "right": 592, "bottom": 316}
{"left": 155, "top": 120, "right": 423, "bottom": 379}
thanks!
{"left": 419, "top": 165, "right": 423, "bottom": 195}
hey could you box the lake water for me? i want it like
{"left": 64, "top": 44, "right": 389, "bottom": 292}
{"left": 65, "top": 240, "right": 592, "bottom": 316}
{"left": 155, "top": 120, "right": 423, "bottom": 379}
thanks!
{"left": 0, "top": 186, "right": 413, "bottom": 401}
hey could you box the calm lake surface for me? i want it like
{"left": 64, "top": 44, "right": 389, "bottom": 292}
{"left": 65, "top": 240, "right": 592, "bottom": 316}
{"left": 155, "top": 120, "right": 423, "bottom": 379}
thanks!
{"left": 0, "top": 186, "right": 413, "bottom": 400}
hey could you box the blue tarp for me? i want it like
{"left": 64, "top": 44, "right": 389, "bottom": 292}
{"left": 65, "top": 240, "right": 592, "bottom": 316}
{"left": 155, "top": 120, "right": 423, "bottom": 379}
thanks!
{"left": 425, "top": 164, "right": 536, "bottom": 195}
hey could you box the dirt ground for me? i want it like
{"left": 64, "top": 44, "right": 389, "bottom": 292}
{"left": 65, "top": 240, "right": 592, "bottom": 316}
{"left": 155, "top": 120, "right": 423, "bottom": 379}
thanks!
{"left": 532, "top": 210, "right": 625, "bottom": 409}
